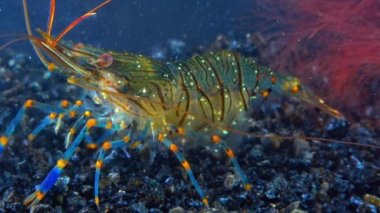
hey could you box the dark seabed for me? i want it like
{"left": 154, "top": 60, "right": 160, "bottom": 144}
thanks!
{"left": 0, "top": 0, "right": 380, "bottom": 212}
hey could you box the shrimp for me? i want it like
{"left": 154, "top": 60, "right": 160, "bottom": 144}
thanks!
{"left": 0, "top": 0, "right": 379, "bottom": 211}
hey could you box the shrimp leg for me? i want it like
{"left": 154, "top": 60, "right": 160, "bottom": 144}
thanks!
{"left": 158, "top": 134, "right": 209, "bottom": 207}
{"left": 211, "top": 135, "right": 252, "bottom": 191}
{"left": 0, "top": 100, "right": 85, "bottom": 154}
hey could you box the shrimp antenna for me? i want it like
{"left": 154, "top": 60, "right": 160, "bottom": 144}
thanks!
{"left": 0, "top": 34, "right": 35, "bottom": 51}
{"left": 52, "top": 0, "right": 112, "bottom": 46}
{"left": 47, "top": 0, "right": 56, "bottom": 35}
{"left": 0, "top": 33, "right": 30, "bottom": 38}
{"left": 22, "top": 0, "right": 49, "bottom": 67}
{"left": 0, "top": 36, "right": 38, "bottom": 52}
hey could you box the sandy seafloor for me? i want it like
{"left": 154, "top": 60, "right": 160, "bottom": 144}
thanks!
{"left": 0, "top": 34, "right": 379, "bottom": 212}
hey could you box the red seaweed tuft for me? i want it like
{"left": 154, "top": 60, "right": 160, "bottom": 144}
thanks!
{"left": 248, "top": 0, "right": 380, "bottom": 120}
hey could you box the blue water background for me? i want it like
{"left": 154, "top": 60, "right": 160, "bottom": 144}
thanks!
{"left": 0, "top": 0, "right": 251, "bottom": 56}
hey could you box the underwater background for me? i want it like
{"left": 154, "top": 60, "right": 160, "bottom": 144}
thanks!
{"left": 0, "top": 0, "right": 249, "bottom": 54}
{"left": 0, "top": 0, "right": 379, "bottom": 212}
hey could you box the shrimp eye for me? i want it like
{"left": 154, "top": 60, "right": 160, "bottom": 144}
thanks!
{"left": 97, "top": 53, "right": 113, "bottom": 68}
{"left": 291, "top": 85, "right": 301, "bottom": 94}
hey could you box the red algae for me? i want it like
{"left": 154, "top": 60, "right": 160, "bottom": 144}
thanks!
{"left": 247, "top": 0, "right": 380, "bottom": 120}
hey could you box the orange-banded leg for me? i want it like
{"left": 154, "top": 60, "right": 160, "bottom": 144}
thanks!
{"left": 27, "top": 112, "right": 60, "bottom": 143}
{"left": 211, "top": 135, "right": 252, "bottom": 191}
{"left": 65, "top": 114, "right": 87, "bottom": 148}
{"left": 93, "top": 133, "right": 133, "bottom": 209}
{"left": 23, "top": 122, "right": 87, "bottom": 207}
{"left": 64, "top": 105, "right": 95, "bottom": 149}
{"left": 93, "top": 121, "right": 153, "bottom": 208}
{"left": 28, "top": 108, "right": 88, "bottom": 144}
{"left": 92, "top": 120, "right": 152, "bottom": 209}
{"left": 0, "top": 99, "right": 84, "bottom": 154}
{"left": 23, "top": 118, "right": 119, "bottom": 208}
{"left": 158, "top": 134, "right": 209, "bottom": 207}
{"left": 84, "top": 121, "right": 115, "bottom": 151}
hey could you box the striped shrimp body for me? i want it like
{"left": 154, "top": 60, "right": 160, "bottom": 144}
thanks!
{"left": 1, "top": 0, "right": 375, "bottom": 210}
{"left": 63, "top": 45, "right": 342, "bottom": 135}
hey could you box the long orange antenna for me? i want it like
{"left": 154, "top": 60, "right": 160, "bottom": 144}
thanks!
{"left": 52, "top": 0, "right": 112, "bottom": 46}
{"left": 47, "top": 0, "right": 56, "bottom": 35}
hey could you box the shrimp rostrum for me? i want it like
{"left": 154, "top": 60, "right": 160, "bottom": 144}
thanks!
{"left": 1, "top": 0, "right": 375, "bottom": 210}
